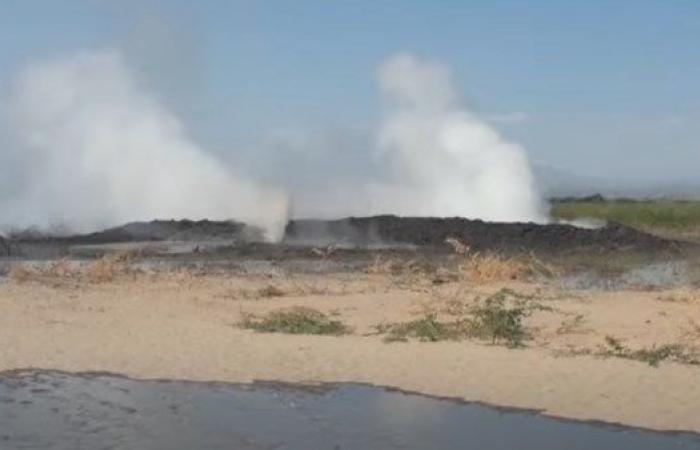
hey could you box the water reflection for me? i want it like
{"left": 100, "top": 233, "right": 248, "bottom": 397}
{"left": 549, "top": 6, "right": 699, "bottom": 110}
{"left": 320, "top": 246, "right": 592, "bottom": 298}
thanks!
{"left": 0, "top": 371, "right": 698, "bottom": 450}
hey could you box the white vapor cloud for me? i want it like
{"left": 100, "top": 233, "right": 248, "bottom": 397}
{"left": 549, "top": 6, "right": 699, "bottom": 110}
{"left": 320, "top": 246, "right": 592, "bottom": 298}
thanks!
{"left": 366, "top": 53, "right": 545, "bottom": 222}
{"left": 0, "top": 49, "right": 544, "bottom": 238}
{"left": 0, "top": 50, "right": 288, "bottom": 239}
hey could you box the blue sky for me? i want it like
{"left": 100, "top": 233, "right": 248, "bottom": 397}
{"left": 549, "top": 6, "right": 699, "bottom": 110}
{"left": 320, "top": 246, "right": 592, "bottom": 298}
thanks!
{"left": 2, "top": 0, "right": 699, "bottom": 187}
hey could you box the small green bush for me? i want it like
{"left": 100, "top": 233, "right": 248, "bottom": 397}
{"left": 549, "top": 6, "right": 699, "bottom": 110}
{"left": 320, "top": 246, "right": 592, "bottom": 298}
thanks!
{"left": 465, "top": 294, "right": 528, "bottom": 347}
{"left": 240, "top": 307, "right": 350, "bottom": 336}
{"left": 378, "top": 314, "right": 460, "bottom": 342}
{"left": 376, "top": 289, "right": 531, "bottom": 347}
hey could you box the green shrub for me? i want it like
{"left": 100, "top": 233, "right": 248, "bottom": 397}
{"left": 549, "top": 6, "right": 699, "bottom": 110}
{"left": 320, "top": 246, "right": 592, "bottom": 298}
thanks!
{"left": 241, "top": 307, "right": 350, "bottom": 335}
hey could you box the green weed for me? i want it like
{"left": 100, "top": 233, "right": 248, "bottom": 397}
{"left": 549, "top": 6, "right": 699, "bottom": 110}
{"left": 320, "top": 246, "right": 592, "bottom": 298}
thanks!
{"left": 240, "top": 307, "right": 350, "bottom": 336}
{"left": 600, "top": 335, "right": 699, "bottom": 367}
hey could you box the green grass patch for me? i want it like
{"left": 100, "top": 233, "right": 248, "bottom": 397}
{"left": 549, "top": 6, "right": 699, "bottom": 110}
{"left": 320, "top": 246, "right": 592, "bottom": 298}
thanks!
{"left": 240, "top": 307, "right": 351, "bottom": 336}
{"left": 551, "top": 200, "right": 700, "bottom": 234}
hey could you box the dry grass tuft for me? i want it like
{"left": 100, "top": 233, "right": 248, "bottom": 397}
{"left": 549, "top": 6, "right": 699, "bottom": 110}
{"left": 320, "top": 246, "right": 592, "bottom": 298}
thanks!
{"left": 366, "top": 255, "right": 400, "bottom": 275}
{"left": 460, "top": 252, "right": 531, "bottom": 283}
{"left": 257, "top": 284, "right": 287, "bottom": 298}
{"left": 8, "top": 261, "right": 80, "bottom": 284}
{"left": 9, "top": 264, "right": 35, "bottom": 284}
{"left": 7, "top": 251, "right": 138, "bottom": 285}
{"left": 656, "top": 291, "right": 698, "bottom": 304}
{"left": 46, "top": 259, "right": 78, "bottom": 278}
{"left": 365, "top": 255, "right": 432, "bottom": 290}
{"left": 86, "top": 258, "right": 121, "bottom": 283}
{"left": 442, "top": 236, "right": 534, "bottom": 284}
{"left": 85, "top": 251, "right": 136, "bottom": 283}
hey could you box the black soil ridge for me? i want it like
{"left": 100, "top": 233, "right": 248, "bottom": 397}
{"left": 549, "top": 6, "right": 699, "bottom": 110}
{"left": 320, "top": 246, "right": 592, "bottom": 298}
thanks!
{"left": 2, "top": 215, "right": 688, "bottom": 256}
{"left": 8, "top": 219, "right": 263, "bottom": 245}
{"left": 284, "top": 215, "right": 684, "bottom": 254}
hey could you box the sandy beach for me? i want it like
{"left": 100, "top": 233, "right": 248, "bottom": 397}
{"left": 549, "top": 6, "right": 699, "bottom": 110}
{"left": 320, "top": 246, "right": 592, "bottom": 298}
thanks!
{"left": 1, "top": 265, "right": 699, "bottom": 433}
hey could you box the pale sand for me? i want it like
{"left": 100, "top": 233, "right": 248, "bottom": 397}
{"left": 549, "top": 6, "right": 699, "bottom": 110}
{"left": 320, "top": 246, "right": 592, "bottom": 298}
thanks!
{"left": 1, "top": 271, "right": 699, "bottom": 432}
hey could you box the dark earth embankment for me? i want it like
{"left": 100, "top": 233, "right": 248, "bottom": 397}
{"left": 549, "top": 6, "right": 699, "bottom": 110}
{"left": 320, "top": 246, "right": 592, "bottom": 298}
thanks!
{"left": 284, "top": 216, "right": 684, "bottom": 254}
{"left": 1, "top": 215, "right": 690, "bottom": 259}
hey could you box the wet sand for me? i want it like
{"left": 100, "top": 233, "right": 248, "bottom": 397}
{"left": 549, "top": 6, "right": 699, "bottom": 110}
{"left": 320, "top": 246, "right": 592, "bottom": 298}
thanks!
{"left": 0, "top": 269, "right": 699, "bottom": 433}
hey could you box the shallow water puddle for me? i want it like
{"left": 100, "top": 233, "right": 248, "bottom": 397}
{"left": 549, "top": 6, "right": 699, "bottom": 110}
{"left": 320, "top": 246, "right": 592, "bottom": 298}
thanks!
{"left": 0, "top": 371, "right": 698, "bottom": 449}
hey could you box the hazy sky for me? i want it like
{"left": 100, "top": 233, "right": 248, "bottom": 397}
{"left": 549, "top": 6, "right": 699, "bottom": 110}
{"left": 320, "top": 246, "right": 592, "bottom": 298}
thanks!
{"left": 1, "top": 0, "right": 699, "bottom": 186}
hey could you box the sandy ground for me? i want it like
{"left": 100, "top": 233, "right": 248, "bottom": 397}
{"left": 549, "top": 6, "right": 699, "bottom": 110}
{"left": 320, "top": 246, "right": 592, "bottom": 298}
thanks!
{"left": 1, "top": 267, "right": 699, "bottom": 433}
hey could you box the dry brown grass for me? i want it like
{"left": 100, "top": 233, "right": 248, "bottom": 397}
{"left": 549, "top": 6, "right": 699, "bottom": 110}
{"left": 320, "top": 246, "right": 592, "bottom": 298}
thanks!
{"left": 85, "top": 251, "right": 136, "bottom": 283}
{"left": 8, "top": 251, "right": 137, "bottom": 285}
{"left": 8, "top": 260, "right": 80, "bottom": 285}
{"left": 227, "top": 278, "right": 345, "bottom": 301}
{"left": 366, "top": 255, "right": 400, "bottom": 275}
{"left": 442, "top": 237, "right": 534, "bottom": 284}
{"left": 257, "top": 284, "right": 287, "bottom": 298}
{"left": 460, "top": 252, "right": 531, "bottom": 284}
{"left": 365, "top": 255, "right": 432, "bottom": 290}
{"left": 8, "top": 264, "right": 35, "bottom": 284}
{"left": 46, "top": 259, "right": 78, "bottom": 278}
{"left": 86, "top": 258, "right": 122, "bottom": 283}
{"left": 656, "top": 291, "right": 698, "bottom": 304}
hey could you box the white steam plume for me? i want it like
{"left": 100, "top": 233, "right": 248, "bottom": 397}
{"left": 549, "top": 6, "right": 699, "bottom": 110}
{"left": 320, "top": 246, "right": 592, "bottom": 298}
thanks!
{"left": 367, "top": 53, "right": 545, "bottom": 222}
{"left": 0, "top": 50, "right": 288, "bottom": 240}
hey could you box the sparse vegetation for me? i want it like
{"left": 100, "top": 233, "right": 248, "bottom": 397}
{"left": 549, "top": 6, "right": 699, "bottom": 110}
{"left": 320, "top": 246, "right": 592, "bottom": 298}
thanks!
{"left": 256, "top": 284, "right": 287, "bottom": 298}
{"left": 599, "top": 335, "right": 700, "bottom": 367}
{"left": 7, "top": 251, "right": 136, "bottom": 285}
{"left": 443, "top": 236, "right": 532, "bottom": 283}
{"left": 656, "top": 292, "right": 696, "bottom": 303}
{"left": 228, "top": 279, "right": 338, "bottom": 300}
{"left": 461, "top": 252, "right": 531, "bottom": 283}
{"left": 556, "top": 314, "right": 589, "bottom": 335}
{"left": 377, "top": 313, "right": 460, "bottom": 342}
{"left": 377, "top": 288, "right": 533, "bottom": 347}
{"left": 466, "top": 292, "right": 528, "bottom": 346}
{"left": 240, "top": 306, "right": 351, "bottom": 335}
{"left": 8, "top": 264, "right": 34, "bottom": 284}
{"left": 85, "top": 252, "right": 134, "bottom": 283}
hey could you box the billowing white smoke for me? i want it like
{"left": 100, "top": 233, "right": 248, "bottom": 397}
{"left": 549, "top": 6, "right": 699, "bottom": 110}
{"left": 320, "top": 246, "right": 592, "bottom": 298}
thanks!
{"left": 0, "top": 50, "right": 288, "bottom": 240}
{"left": 368, "top": 53, "right": 545, "bottom": 222}
{"left": 0, "top": 49, "right": 543, "bottom": 238}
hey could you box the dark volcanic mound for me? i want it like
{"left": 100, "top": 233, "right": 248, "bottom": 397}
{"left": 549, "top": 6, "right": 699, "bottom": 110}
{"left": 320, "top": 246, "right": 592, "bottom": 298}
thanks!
{"left": 284, "top": 215, "right": 681, "bottom": 254}
{"left": 3, "top": 215, "right": 687, "bottom": 259}
{"left": 0, "top": 236, "right": 10, "bottom": 257}
{"left": 13, "top": 220, "right": 263, "bottom": 245}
